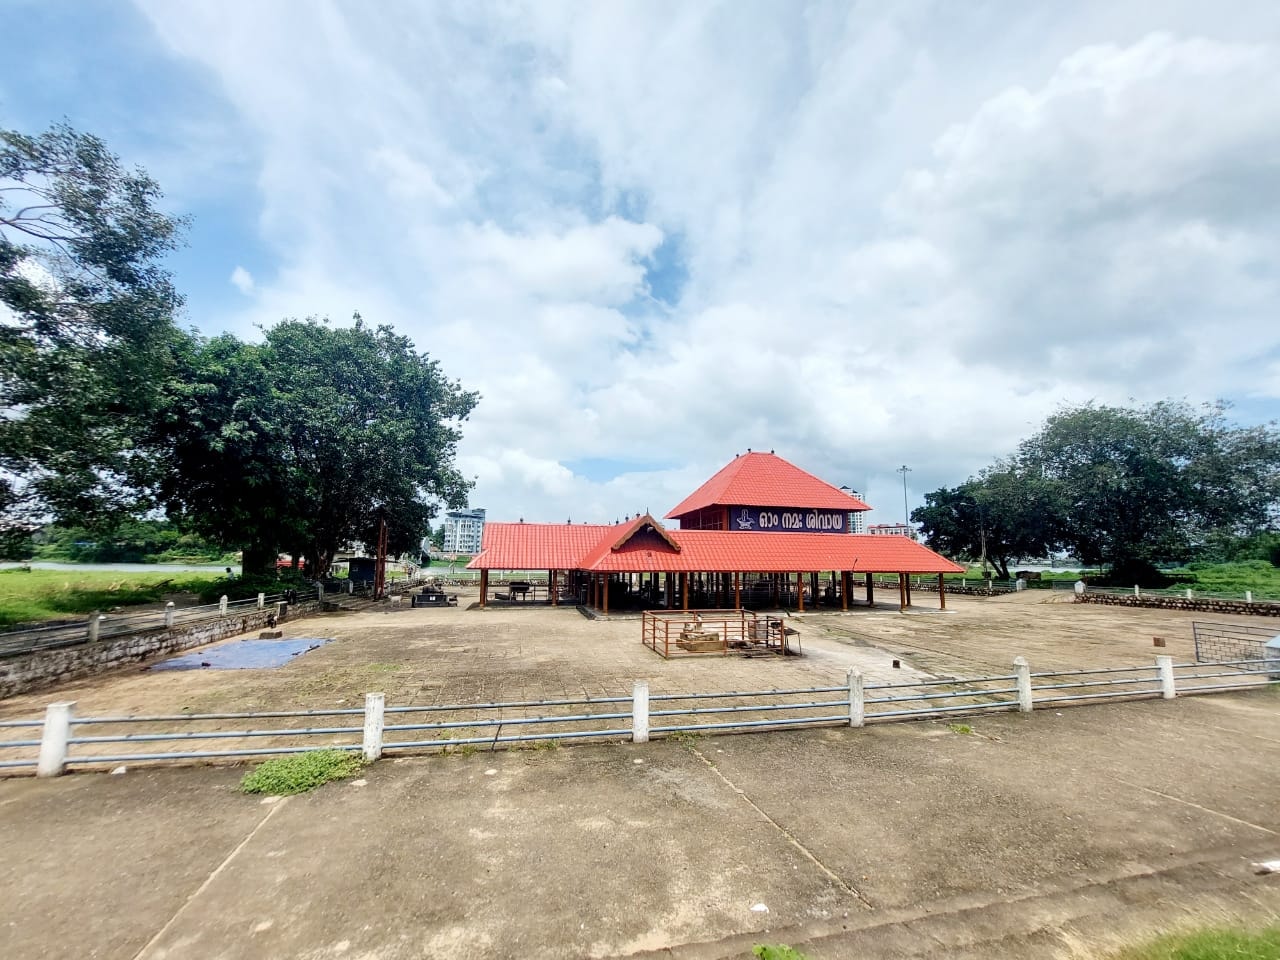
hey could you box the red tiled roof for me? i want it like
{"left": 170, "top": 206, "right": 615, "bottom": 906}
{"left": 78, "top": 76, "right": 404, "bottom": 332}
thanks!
{"left": 470, "top": 519, "right": 962, "bottom": 575}
{"left": 467, "top": 522, "right": 613, "bottom": 570}
{"left": 665, "top": 452, "right": 871, "bottom": 519}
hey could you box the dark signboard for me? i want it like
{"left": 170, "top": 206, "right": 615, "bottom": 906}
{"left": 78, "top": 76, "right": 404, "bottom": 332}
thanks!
{"left": 729, "top": 506, "right": 847, "bottom": 534}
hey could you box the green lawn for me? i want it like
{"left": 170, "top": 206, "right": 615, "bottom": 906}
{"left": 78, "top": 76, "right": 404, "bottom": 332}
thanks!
{"left": 0, "top": 569, "right": 224, "bottom": 627}
{"left": 1109, "top": 925, "right": 1280, "bottom": 959}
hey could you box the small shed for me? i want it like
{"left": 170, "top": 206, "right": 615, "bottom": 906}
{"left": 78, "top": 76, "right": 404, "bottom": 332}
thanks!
{"left": 348, "top": 557, "right": 377, "bottom": 585}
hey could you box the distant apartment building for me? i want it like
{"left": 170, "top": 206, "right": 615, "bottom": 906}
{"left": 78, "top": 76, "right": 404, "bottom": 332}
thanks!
{"left": 846, "top": 491, "right": 866, "bottom": 535}
{"left": 443, "top": 508, "right": 486, "bottom": 555}
{"left": 867, "top": 522, "right": 914, "bottom": 539}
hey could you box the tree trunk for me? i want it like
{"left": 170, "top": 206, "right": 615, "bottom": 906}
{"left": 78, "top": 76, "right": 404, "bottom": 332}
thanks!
{"left": 241, "top": 538, "right": 277, "bottom": 578}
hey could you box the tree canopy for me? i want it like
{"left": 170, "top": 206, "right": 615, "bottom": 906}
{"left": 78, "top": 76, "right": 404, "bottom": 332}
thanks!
{"left": 913, "top": 401, "right": 1280, "bottom": 583}
{"left": 0, "top": 122, "right": 187, "bottom": 530}
{"left": 153, "top": 317, "right": 479, "bottom": 576}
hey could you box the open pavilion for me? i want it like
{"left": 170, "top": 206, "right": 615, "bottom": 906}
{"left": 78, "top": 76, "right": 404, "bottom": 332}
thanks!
{"left": 468, "top": 451, "right": 963, "bottom": 615}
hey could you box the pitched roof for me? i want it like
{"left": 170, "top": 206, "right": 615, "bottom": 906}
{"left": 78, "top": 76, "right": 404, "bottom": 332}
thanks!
{"left": 469, "top": 520, "right": 963, "bottom": 575}
{"left": 467, "top": 522, "right": 613, "bottom": 571}
{"left": 665, "top": 452, "right": 871, "bottom": 519}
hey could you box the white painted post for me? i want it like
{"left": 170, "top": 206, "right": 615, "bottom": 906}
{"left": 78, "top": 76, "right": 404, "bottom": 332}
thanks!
{"left": 1133, "top": 584, "right": 1140, "bottom": 597}
{"left": 317, "top": 582, "right": 324, "bottom": 603}
{"left": 276, "top": 601, "right": 286, "bottom": 622}
{"left": 164, "top": 602, "right": 175, "bottom": 628}
{"left": 347, "top": 580, "right": 354, "bottom": 595}
{"left": 87, "top": 613, "right": 101, "bottom": 643}
{"left": 363, "top": 693, "right": 385, "bottom": 761}
{"left": 1185, "top": 588, "right": 1193, "bottom": 600}
{"left": 1246, "top": 590, "right": 1253, "bottom": 603}
{"left": 632, "top": 680, "right": 650, "bottom": 744}
{"left": 1014, "top": 656, "right": 1033, "bottom": 713}
{"left": 37, "top": 701, "right": 75, "bottom": 777}
{"left": 257, "top": 592, "right": 265, "bottom": 610}
{"left": 1156, "top": 655, "right": 1176, "bottom": 699}
{"left": 218, "top": 595, "right": 228, "bottom": 616}
{"left": 848, "top": 668, "right": 864, "bottom": 728}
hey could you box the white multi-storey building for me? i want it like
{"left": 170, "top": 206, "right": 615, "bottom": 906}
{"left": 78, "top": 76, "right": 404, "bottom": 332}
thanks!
{"left": 442, "top": 508, "right": 486, "bottom": 555}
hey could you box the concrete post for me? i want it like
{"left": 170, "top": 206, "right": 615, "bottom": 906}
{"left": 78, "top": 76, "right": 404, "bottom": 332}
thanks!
{"left": 347, "top": 580, "right": 354, "bottom": 595}
{"left": 363, "top": 693, "right": 385, "bottom": 761}
{"left": 1246, "top": 590, "right": 1253, "bottom": 603}
{"left": 1014, "top": 657, "right": 1033, "bottom": 713}
{"left": 276, "top": 601, "right": 287, "bottom": 622}
{"left": 87, "top": 613, "right": 101, "bottom": 643}
{"left": 1134, "top": 584, "right": 1140, "bottom": 597}
{"left": 317, "top": 582, "right": 324, "bottom": 603}
{"left": 218, "top": 595, "right": 228, "bottom": 616}
{"left": 1185, "top": 588, "right": 1193, "bottom": 600}
{"left": 1156, "top": 655, "right": 1176, "bottom": 699}
{"left": 257, "top": 592, "right": 265, "bottom": 610}
{"left": 164, "top": 602, "right": 175, "bottom": 628}
{"left": 848, "top": 668, "right": 864, "bottom": 728}
{"left": 632, "top": 680, "right": 650, "bottom": 744}
{"left": 37, "top": 701, "right": 76, "bottom": 777}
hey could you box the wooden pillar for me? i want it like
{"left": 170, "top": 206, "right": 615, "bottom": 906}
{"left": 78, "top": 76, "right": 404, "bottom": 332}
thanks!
{"left": 898, "top": 572, "right": 907, "bottom": 611}
{"left": 866, "top": 571, "right": 874, "bottom": 605}
{"left": 797, "top": 572, "right": 805, "bottom": 612}
{"left": 681, "top": 572, "right": 689, "bottom": 611}
{"left": 938, "top": 572, "right": 946, "bottom": 610}
{"left": 550, "top": 570, "right": 558, "bottom": 606}
{"left": 906, "top": 575, "right": 913, "bottom": 607}
{"left": 734, "top": 572, "right": 741, "bottom": 610}
{"left": 841, "top": 571, "right": 849, "bottom": 612}
{"left": 602, "top": 574, "right": 609, "bottom": 616}
{"left": 480, "top": 569, "right": 488, "bottom": 607}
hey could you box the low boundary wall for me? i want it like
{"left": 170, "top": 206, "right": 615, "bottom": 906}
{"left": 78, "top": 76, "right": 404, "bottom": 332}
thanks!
{"left": 0, "top": 605, "right": 313, "bottom": 700}
{"left": 1075, "top": 593, "right": 1280, "bottom": 618}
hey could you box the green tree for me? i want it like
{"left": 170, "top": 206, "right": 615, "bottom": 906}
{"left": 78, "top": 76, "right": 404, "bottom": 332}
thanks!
{"left": 0, "top": 122, "right": 187, "bottom": 531}
{"left": 1020, "top": 401, "right": 1280, "bottom": 581}
{"left": 154, "top": 316, "right": 478, "bottom": 576}
{"left": 912, "top": 466, "right": 1056, "bottom": 580}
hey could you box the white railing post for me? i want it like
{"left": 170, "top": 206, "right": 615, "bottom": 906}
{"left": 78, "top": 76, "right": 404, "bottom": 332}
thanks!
{"left": 37, "top": 701, "right": 75, "bottom": 777}
{"left": 1156, "top": 655, "right": 1176, "bottom": 699}
{"left": 276, "top": 601, "right": 286, "bottom": 622}
{"left": 1185, "top": 588, "right": 1193, "bottom": 600}
{"left": 257, "top": 592, "right": 265, "bottom": 610}
{"left": 317, "top": 582, "right": 325, "bottom": 603}
{"left": 848, "top": 668, "right": 864, "bottom": 727}
{"left": 1133, "top": 584, "right": 1140, "bottom": 597}
{"left": 1246, "top": 590, "right": 1253, "bottom": 603}
{"left": 87, "top": 613, "right": 101, "bottom": 643}
{"left": 632, "top": 680, "right": 650, "bottom": 744}
{"left": 363, "top": 693, "right": 385, "bottom": 761}
{"left": 219, "top": 595, "right": 228, "bottom": 616}
{"left": 164, "top": 602, "right": 175, "bottom": 628}
{"left": 1014, "top": 656, "right": 1033, "bottom": 712}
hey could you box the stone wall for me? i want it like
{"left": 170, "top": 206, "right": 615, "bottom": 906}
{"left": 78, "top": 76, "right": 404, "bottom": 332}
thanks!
{"left": 1074, "top": 593, "right": 1280, "bottom": 617}
{"left": 0, "top": 605, "right": 315, "bottom": 700}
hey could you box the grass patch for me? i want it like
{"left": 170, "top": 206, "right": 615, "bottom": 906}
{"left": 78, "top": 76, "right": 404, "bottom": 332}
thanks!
{"left": 0, "top": 569, "right": 223, "bottom": 627}
{"left": 1108, "top": 925, "right": 1280, "bottom": 959}
{"left": 948, "top": 723, "right": 974, "bottom": 735}
{"left": 239, "top": 750, "right": 365, "bottom": 795}
{"left": 753, "top": 946, "right": 810, "bottom": 960}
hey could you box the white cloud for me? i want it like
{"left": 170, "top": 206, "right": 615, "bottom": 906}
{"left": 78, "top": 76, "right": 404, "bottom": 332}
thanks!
{"left": 133, "top": 3, "right": 1280, "bottom": 526}
{"left": 229, "top": 265, "right": 255, "bottom": 295}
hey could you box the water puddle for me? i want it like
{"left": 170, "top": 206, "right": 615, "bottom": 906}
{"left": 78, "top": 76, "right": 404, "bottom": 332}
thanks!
{"left": 151, "top": 637, "right": 332, "bottom": 671}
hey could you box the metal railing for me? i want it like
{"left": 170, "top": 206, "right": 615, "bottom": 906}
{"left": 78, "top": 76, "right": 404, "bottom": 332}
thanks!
{"left": 4, "top": 655, "right": 1274, "bottom": 776}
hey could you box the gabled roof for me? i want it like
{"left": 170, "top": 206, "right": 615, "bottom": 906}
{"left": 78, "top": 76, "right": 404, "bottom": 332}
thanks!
{"left": 665, "top": 452, "right": 871, "bottom": 519}
{"left": 469, "top": 522, "right": 963, "bottom": 575}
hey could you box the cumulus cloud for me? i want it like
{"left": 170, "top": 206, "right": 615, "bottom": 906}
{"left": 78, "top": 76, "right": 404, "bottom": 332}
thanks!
{"left": 133, "top": 2, "right": 1280, "bottom": 525}
{"left": 229, "top": 265, "right": 255, "bottom": 295}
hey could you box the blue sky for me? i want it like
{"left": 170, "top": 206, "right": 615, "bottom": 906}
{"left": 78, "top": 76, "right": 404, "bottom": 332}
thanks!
{"left": 4, "top": 1, "right": 1280, "bottom": 525}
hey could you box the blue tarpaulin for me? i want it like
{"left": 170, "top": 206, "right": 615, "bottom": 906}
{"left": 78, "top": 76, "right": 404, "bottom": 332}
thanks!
{"left": 152, "top": 638, "right": 332, "bottom": 671}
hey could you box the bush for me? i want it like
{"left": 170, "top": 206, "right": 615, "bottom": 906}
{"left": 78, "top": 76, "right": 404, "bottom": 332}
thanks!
{"left": 239, "top": 750, "right": 365, "bottom": 795}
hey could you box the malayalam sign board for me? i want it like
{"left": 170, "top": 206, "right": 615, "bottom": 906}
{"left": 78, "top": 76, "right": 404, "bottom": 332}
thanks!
{"left": 730, "top": 506, "right": 847, "bottom": 534}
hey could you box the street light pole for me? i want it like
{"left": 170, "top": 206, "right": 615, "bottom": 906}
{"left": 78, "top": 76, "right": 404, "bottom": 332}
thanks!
{"left": 897, "top": 465, "right": 912, "bottom": 528}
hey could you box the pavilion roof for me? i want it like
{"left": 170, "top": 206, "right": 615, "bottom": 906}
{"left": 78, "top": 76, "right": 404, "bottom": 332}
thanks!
{"left": 665, "top": 451, "right": 871, "bottom": 519}
{"left": 469, "top": 520, "right": 962, "bottom": 575}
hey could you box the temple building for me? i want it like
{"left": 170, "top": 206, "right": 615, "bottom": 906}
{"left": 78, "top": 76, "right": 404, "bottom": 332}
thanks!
{"left": 468, "top": 451, "right": 962, "bottom": 614}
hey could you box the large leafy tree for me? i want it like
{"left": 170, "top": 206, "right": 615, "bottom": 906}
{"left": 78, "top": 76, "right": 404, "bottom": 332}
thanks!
{"left": 915, "top": 401, "right": 1280, "bottom": 583}
{"left": 0, "top": 123, "right": 187, "bottom": 531}
{"left": 154, "top": 316, "right": 478, "bottom": 576}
